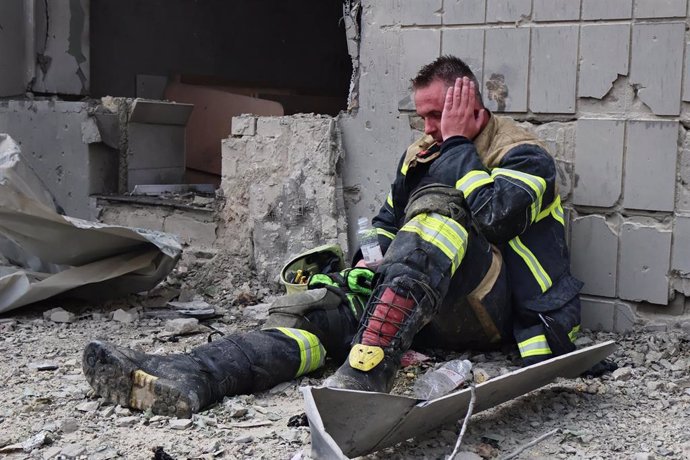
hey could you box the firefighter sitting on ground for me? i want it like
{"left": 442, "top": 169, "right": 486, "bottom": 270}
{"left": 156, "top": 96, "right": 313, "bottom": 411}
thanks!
{"left": 82, "top": 56, "right": 582, "bottom": 417}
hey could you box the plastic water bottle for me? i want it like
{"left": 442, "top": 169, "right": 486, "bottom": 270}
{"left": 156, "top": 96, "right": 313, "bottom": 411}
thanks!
{"left": 357, "top": 217, "right": 383, "bottom": 267}
{"left": 413, "top": 359, "right": 473, "bottom": 400}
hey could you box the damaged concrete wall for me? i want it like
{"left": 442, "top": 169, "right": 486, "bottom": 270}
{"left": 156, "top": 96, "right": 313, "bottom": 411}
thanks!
{"left": 32, "top": 0, "right": 89, "bottom": 95}
{"left": 0, "top": 100, "right": 117, "bottom": 219}
{"left": 340, "top": 0, "right": 690, "bottom": 330}
{"left": 0, "top": 0, "right": 33, "bottom": 97}
{"left": 220, "top": 115, "right": 348, "bottom": 285}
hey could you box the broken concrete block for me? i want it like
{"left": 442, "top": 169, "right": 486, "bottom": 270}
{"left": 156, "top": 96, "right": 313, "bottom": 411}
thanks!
{"left": 164, "top": 318, "right": 199, "bottom": 335}
{"left": 580, "top": 297, "right": 615, "bottom": 331}
{"left": 529, "top": 26, "right": 578, "bottom": 114}
{"left": 672, "top": 216, "right": 690, "bottom": 274}
{"left": 443, "top": 0, "right": 486, "bottom": 25}
{"left": 570, "top": 215, "right": 618, "bottom": 297}
{"left": 400, "top": 0, "right": 442, "bottom": 25}
{"left": 45, "top": 308, "right": 76, "bottom": 324}
{"left": 581, "top": 0, "right": 632, "bottom": 19}
{"left": 486, "top": 0, "right": 531, "bottom": 22}
{"left": 231, "top": 116, "right": 256, "bottom": 137}
{"left": 622, "top": 120, "right": 678, "bottom": 212}
{"left": 573, "top": 118, "right": 625, "bottom": 207}
{"left": 441, "top": 29, "right": 485, "bottom": 85}
{"left": 612, "top": 367, "right": 633, "bottom": 381}
{"left": 533, "top": 0, "right": 580, "bottom": 21}
{"left": 483, "top": 28, "right": 529, "bottom": 112}
{"left": 81, "top": 118, "right": 102, "bottom": 144}
{"left": 614, "top": 302, "right": 636, "bottom": 333}
{"left": 578, "top": 24, "right": 630, "bottom": 99}
{"left": 634, "top": 0, "right": 687, "bottom": 18}
{"left": 630, "top": 23, "right": 685, "bottom": 116}
{"left": 618, "top": 220, "right": 672, "bottom": 305}
{"left": 256, "top": 117, "right": 285, "bottom": 138}
{"left": 112, "top": 308, "right": 138, "bottom": 323}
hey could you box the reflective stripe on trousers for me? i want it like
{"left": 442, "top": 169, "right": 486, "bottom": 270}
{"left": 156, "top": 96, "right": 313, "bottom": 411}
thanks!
{"left": 273, "top": 327, "right": 325, "bottom": 376}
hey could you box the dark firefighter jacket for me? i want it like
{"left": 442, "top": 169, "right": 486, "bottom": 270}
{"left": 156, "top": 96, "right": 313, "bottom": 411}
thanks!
{"left": 371, "top": 114, "right": 582, "bottom": 362}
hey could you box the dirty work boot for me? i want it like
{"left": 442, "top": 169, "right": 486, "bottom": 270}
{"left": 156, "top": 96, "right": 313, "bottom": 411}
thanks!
{"left": 82, "top": 337, "right": 253, "bottom": 418}
{"left": 324, "top": 276, "right": 439, "bottom": 393}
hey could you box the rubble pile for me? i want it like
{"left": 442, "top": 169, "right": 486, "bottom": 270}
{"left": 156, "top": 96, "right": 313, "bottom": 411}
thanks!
{"left": 0, "top": 279, "right": 689, "bottom": 459}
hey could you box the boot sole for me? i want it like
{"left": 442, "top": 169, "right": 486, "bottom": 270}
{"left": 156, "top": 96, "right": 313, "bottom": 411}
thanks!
{"left": 82, "top": 341, "right": 194, "bottom": 418}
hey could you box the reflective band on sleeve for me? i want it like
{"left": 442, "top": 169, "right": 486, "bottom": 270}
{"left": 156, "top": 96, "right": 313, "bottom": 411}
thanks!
{"left": 376, "top": 227, "right": 396, "bottom": 241}
{"left": 518, "top": 334, "right": 552, "bottom": 357}
{"left": 509, "top": 236, "right": 553, "bottom": 293}
{"left": 274, "top": 327, "right": 325, "bottom": 377}
{"left": 455, "top": 170, "right": 493, "bottom": 198}
{"left": 536, "top": 195, "right": 564, "bottom": 226}
{"left": 386, "top": 191, "right": 393, "bottom": 208}
{"left": 552, "top": 201, "right": 565, "bottom": 226}
{"left": 492, "top": 168, "right": 546, "bottom": 223}
{"left": 401, "top": 161, "right": 410, "bottom": 176}
{"left": 518, "top": 325, "right": 580, "bottom": 359}
{"left": 399, "top": 212, "right": 468, "bottom": 274}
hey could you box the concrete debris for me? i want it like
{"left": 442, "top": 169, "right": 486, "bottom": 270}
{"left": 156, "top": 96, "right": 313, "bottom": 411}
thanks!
{"left": 113, "top": 309, "right": 138, "bottom": 323}
{"left": 60, "top": 417, "right": 79, "bottom": 434}
{"left": 61, "top": 443, "right": 87, "bottom": 459}
{"left": 76, "top": 401, "right": 99, "bottom": 412}
{"left": 169, "top": 418, "right": 193, "bottom": 430}
{"left": 28, "top": 362, "right": 59, "bottom": 371}
{"left": 164, "top": 318, "right": 200, "bottom": 335}
{"left": 0, "top": 431, "right": 50, "bottom": 453}
{"left": 612, "top": 367, "right": 634, "bottom": 381}
{"left": 44, "top": 307, "right": 76, "bottom": 324}
{"left": 116, "top": 416, "right": 139, "bottom": 427}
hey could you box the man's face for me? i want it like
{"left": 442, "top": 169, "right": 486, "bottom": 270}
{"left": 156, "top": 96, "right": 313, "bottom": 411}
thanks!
{"left": 414, "top": 78, "right": 448, "bottom": 144}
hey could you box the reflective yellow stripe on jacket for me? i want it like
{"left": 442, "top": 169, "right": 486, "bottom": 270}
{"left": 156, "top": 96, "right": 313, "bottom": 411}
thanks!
{"left": 376, "top": 227, "right": 396, "bottom": 241}
{"left": 517, "top": 325, "right": 580, "bottom": 358}
{"left": 536, "top": 195, "right": 565, "bottom": 226}
{"left": 455, "top": 170, "right": 493, "bottom": 198}
{"left": 274, "top": 327, "right": 325, "bottom": 377}
{"left": 399, "top": 212, "right": 468, "bottom": 274}
{"left": 509, "top": 236, "right": 552, "bottom": 293}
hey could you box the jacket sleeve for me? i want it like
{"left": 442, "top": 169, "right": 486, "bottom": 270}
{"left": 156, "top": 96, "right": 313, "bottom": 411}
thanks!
{"left": 426, "top": 135, "right": 557, "bottom": 245}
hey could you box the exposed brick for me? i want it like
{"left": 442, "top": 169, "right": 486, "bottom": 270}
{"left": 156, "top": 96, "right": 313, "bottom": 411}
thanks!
{"left": 630, "top": 23, "right": 685, "bottom": 116}
{"left": 486, "top": 0, "right": 531, "bottom": 22}
{"left": 442, "top": 29, "right": 485, "bottom": 85}
{"left": 529, "top": 26, "right": 578, "bottom": 113}
{"left": 622, "top": 120, "right": 678, "bottom": 212}
{"left": 400, "top": 0, "right": 442, "bottom": 25}
{"left": 570, "top": 215, "right": 618, "bottom": 297}
{"left": 578, "top": 24, "right": 630, "bottom": 99}
{"left": 444, "top": 0, "right": 486, "bottom": 24}
{"left": 533, "top": 0, "right": 581, "bottom": 21}
{"left": 483, "top": 28, "right": 530, "bottom": 112}
{"left": 672, "top": 216, "right": 690, "bottom": 273}
{"left": 634, "top": 0, "right": 687, "bottom": 18}
{"left": 580, "top": 297, "right": 615, "bottom": 332}
{"left": 582, "top": 0, "right": 632, "bottom": 20}
{"left": 573, "top": 118, "right": 625, "bottom": 207}
{"left": 618, "top": 220, "right": 672, "bottom": 305}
